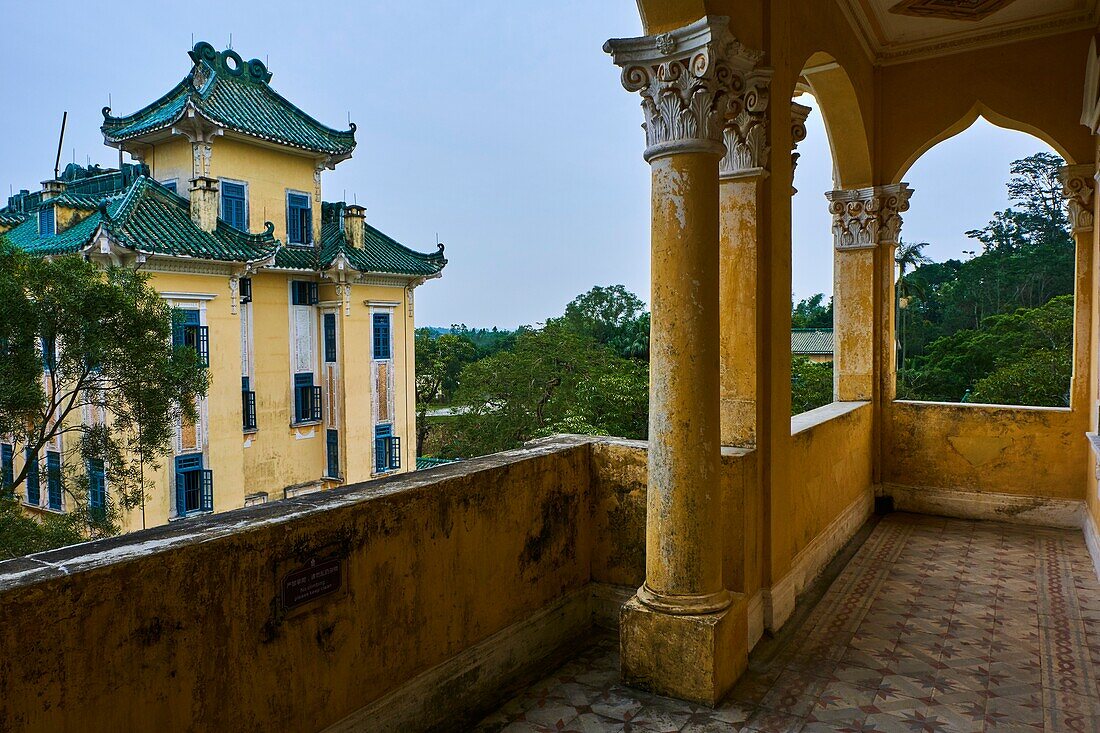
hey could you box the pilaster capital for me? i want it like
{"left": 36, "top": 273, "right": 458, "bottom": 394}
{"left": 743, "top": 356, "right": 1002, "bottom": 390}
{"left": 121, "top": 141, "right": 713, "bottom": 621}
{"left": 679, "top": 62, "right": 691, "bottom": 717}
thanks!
{"left": 826, "top": 183, "right": 913, "bottom": 251}
{"left": 605, "top": 16, "right": 765, "bottom": 163}
{"left": 1060, "top": 164, "right": 1095, "bottom": 234}
{"left": 720, "top": 68, "right": 772, "bottom": 179}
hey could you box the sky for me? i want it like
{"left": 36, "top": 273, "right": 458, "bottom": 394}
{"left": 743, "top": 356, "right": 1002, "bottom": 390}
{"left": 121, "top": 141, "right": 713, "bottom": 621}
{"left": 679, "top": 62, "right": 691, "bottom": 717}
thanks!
{"left": 0, "top": 2, "right": 1056, "bottom": 329}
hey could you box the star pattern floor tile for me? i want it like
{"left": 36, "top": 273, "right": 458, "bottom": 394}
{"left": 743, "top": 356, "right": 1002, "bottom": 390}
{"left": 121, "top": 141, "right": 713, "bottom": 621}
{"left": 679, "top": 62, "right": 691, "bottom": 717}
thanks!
{"left": 472, "top": 513, "right": 1100, "bottom": 732}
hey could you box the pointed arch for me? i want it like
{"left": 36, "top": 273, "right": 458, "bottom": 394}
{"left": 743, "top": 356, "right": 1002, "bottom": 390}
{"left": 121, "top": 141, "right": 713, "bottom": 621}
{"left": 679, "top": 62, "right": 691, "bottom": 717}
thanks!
{"left": 892, "top": 101, "right": 1077, "bottom": 184}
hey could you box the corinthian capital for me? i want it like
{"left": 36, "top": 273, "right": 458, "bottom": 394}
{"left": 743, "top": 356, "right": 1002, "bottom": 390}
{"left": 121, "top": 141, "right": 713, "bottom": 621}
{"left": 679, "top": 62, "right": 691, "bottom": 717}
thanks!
{"left": 720, "top": 69, "right": 773, "bottom": 178}
{"left": 826, "top": 184, "right": 913, "bottom": 250}
{"left": 605, "top": 16, "right": 765, "bottom": 163}
{"left": 1060, "top": 164, "right": 1095, "bottom": 234}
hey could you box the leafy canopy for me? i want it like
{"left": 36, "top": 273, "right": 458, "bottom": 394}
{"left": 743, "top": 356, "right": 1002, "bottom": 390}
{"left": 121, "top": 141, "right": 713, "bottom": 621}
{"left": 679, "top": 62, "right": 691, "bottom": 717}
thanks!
{"left": 0, "top": 237, "right": 208, "bottom": 555}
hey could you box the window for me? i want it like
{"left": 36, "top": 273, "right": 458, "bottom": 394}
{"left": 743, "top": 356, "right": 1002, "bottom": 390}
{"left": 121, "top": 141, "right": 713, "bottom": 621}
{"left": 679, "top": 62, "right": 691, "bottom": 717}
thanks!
{"left": 324, "top": 313, "right": 337, "bottom": 363}
{"left": 174, "top": 453, "right": 212, "bottom": 517}
{"left": 24, "top": 449, "right": 40, "bottom": 506}
{"left": 293, "top": 373, "right": 322, "bottom": 423}
{"left": 161, "top": 179, "right": 178, "bottom": 195}
{"left": 326, "top": 429, "right": 340, "bottom": 478}
{"left": 172, "top": 308, "right": 209, "bottom": 367}
{"left": 286, "top": 192, "right": 312, "bottom": 244}
{"left": 220, "top": 181, "right": 248, "bottom": 230}
{"left": 46, "top": 451, "right": 62, "bottom": 510}
{"left": 373, "top": 312, "right": 392, "bottom": 360}
{"left": 374, "top": 423, "right": 401, "bottom": 473}
{"left": 41, "top": 335, "right": 56, "bottom": 372}
{"left": 239, "top": 277, "right": 252, "bottom": 304}
{"left": 291, "top": 281, "right": 318, "bottom": 306}
{"left": 242, "top": 376, "right": 257, "bottom": 431}
{"left": 87, "top": 458, "right": 106, "bottom": 519}
{"left": 1, "top": 443, "right": 12, "bottom": 495}
{"left": 38, "top": 206, "right": 55, "bottom": 236}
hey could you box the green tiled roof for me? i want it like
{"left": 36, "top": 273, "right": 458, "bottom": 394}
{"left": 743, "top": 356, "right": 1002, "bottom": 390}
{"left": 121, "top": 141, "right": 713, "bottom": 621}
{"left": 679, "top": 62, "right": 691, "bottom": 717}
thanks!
{"left": 102, "top": 42, "right": 355, "bottom": 156}
{"left": 416, "top": 457, "right": 461, "bottom": 470}
{"left": 0, "top": 212, "right": 28, "bottom": 227}
{"left": 5, "top": 177, "right": 279, "bottom": 263}
{"left": 300, "top": 201, "right": 446, "bottom": 277}
{"left": 52, "top": 192, "right": 106, "bottom": 210}
{"left": 791, "top": 329, "right": 833, "bottom": 355}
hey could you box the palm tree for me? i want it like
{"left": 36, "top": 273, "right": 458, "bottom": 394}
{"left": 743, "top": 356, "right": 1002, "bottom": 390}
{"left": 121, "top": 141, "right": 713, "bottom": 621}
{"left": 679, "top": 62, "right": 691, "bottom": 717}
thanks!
{"left": 895, "top": 240, "right": 932, "bottom": 379}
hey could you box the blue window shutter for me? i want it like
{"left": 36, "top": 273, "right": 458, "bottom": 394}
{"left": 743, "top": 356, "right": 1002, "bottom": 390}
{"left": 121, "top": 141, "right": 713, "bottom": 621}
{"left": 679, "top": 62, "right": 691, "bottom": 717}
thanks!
{"left": 87, "top": 459, "right": 105, "bottom": 514}
{"left": 373, "top": 313, "right": 391, "bottom": 360}
{"left": 294, "top": 373, "right": 314, "bottom": 422}
{"left": 46, "top": 451, "right": 61, "bottom": 510}
{"left": 287, "top": 193, "right": 311, "bottom": 244}
{"left": 38, "top": 206, "right": 55, "bottom": 236}
{"left": 25, "top": 449, "right": 40, "bottom": 505}
{"left": 221, "top": 182, "right": 247, "bottom": 230}
{"left": 324, "top": 314, "right": 337, "bottom": 362}
{"left": 175, "top": 470, "right": 186, "bottom": 517}
{"left": 326, "top": 429, "right": 339, "bottom": 477}
{"left": 1, "top": 444, "right": 13, "bottom": 492}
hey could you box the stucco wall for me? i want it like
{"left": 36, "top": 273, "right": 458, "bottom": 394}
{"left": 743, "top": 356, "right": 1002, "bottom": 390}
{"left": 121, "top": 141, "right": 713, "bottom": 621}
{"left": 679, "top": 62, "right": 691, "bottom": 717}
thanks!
{"left": 0, "top": 440, "right": 593, "bottom": 733}
{"left": 884, "top": 401, "right": 1086, "bottom": 500}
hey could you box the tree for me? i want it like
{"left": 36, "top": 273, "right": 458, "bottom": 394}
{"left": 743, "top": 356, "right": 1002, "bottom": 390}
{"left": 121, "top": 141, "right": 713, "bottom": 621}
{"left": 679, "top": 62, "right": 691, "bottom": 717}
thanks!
{"left": 791, "top": 356, "right": 833, "bottom": 416}
{"left": 414, "top": 328, "right": 477, "bottom": 455}
{"left": 560, "top": 285, "right": 650, "bottom": 359}
{"left": 792, "top": 294, "right": 833, "bottom": 329}
{"left": 0, "top": 238, "right": 208, "bottom": 555}
{"left": 444, "top": 322, "right": 648, "bottom": 458}
{"left": 905, "top": 295, "right": 1072, "bottom": 406}
{"left": 895, "top": 239, "right": 931, "bottom": 379}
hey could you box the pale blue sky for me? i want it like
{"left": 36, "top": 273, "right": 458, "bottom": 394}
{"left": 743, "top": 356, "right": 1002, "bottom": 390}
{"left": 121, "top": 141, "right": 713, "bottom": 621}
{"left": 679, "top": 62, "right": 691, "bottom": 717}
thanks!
{"left": 1, "top": 2, "right": 1054, "bottom": 328}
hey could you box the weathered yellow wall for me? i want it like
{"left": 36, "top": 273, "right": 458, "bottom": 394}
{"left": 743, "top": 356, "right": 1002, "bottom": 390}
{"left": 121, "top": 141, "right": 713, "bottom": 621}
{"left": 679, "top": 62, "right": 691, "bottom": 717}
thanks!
{"left": 787, "top": 403, "right": 873, "bottom": 563}
{"left": 0, "top": 442, "right": 594, "bottom": 733}
{"left": 885, "top": 402, "right": 1086, "bottom": 500}
{"left": 877, "top": 30, "right": 1095, "bottom": 183}
{"left": 147, "top": 136, "right": 318, "bottom": 241}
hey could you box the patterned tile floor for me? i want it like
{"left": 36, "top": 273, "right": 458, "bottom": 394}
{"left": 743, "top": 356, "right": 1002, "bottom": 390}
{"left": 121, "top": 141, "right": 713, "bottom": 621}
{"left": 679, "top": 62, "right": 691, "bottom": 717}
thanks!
{"left": 473, "top": 513, "right": 1100, "bottom": 732}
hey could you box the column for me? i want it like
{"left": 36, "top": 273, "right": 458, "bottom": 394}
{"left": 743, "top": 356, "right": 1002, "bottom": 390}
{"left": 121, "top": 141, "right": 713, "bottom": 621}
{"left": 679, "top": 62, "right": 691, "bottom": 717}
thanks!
{"left": 605, "top": 16, "right": 759, "bottom": 705}
{"left": 826, "top": 185, "right": 912, "bottom": 402}
{"left": 718, "top": 71, "right": 771, "bottom": 448}
{"left": 1060, "top": 165, "right": 1096, "bottom": 419}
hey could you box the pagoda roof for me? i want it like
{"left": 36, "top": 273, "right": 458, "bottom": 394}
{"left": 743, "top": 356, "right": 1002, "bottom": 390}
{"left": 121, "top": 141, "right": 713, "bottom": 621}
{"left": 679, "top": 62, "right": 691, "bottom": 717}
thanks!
{"left": 102, "top": 42, "right": 356, "bottom": 157}
{"left": 271, "top": 201, "right": 447, "bottom": 278}
{"left": 4, "top": 177, "right": 279, "bottom": 264}
{"left": 4, "top": 180, "right": 445, "bottom": 279}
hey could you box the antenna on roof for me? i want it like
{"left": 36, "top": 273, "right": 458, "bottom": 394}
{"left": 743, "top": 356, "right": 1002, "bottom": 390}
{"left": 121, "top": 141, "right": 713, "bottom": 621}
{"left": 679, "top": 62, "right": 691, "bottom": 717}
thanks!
{"left": 353, "top": 193, "right": 357, "bottom": 205}
{"left": 343, "top": 189, "right": 346, "bottom": 203}
{"left": 53, "top": 111, "right": 68, "bottom": 180}
{"left": 191, "top": 33, "right": 194, "bottom": 48}
{"left": 228, "top": 33, "right": 233, "bottom": 50}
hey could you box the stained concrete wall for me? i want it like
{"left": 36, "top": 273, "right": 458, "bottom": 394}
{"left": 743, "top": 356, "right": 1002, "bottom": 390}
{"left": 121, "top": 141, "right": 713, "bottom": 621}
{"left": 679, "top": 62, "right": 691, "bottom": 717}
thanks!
{"left": 884, "top": 402, "right": 1086, "bottom": 501}
{"left": 0, "top": 439, "right": 593, "bottom": 733}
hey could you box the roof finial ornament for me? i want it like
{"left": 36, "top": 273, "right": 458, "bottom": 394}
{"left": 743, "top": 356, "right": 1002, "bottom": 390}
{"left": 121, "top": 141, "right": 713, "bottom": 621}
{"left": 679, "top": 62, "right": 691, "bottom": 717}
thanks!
{"left": 263, "top": 221, "right": 275, "bottom": 237}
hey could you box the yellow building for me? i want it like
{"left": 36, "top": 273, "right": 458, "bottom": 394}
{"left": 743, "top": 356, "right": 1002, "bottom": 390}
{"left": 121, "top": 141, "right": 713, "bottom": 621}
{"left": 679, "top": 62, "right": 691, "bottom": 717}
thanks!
{"left": 0, "top": 41, "right": 445, "bottom": 531}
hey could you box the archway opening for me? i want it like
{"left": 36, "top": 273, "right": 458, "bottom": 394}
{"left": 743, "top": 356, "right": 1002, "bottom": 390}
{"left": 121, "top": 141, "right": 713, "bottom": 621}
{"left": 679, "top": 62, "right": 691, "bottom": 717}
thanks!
{"left": 790, "top": 92, "right": 836, "bottom": 416}
{"left": 894, "top": 117, "right": 1074, "bottom": 408}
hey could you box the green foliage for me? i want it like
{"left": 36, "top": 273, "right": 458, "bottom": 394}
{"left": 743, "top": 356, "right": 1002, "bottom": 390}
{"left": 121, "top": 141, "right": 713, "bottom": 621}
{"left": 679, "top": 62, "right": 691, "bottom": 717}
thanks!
{"left": 901, "top": 295, "right": 1073, "bottom": 406}
{"left": 414, "top": 328, "right": 479, "bottom": 454}
{"left": 0, "top": 237, "right": 208, "bottom": 558}
{"left": 899, "top": 152, "right": 1074, "bottom": 406}
{"left": 791, "top": 356, "right": 833, "bottom": 416}
{"left": 441, "top": 322, "right": 648, "bottom": 458}
{"left": 559, "top": 285, "right": 651, "bottom": 359}
{"left": 792, "top": 294, "right": 833, "bottom": 329}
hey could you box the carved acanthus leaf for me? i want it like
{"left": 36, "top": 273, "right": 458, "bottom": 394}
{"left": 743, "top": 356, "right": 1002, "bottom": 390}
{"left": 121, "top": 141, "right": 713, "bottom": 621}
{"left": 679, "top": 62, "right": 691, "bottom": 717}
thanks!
{"left": 1060, "top": 164, "right": 1095, "bottom": 234}
{"left": 826, "top": 184, "right": 913, "bottom": 250}
{"left": 606, "top": 17, "right": 764, "bottom": 162}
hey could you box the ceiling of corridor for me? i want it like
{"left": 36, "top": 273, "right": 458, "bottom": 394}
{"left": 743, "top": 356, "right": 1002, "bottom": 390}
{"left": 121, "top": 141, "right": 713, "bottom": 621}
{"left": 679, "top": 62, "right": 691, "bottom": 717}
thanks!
{"left": 837, "top": 0, "right": 1100, "bottom": 63}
